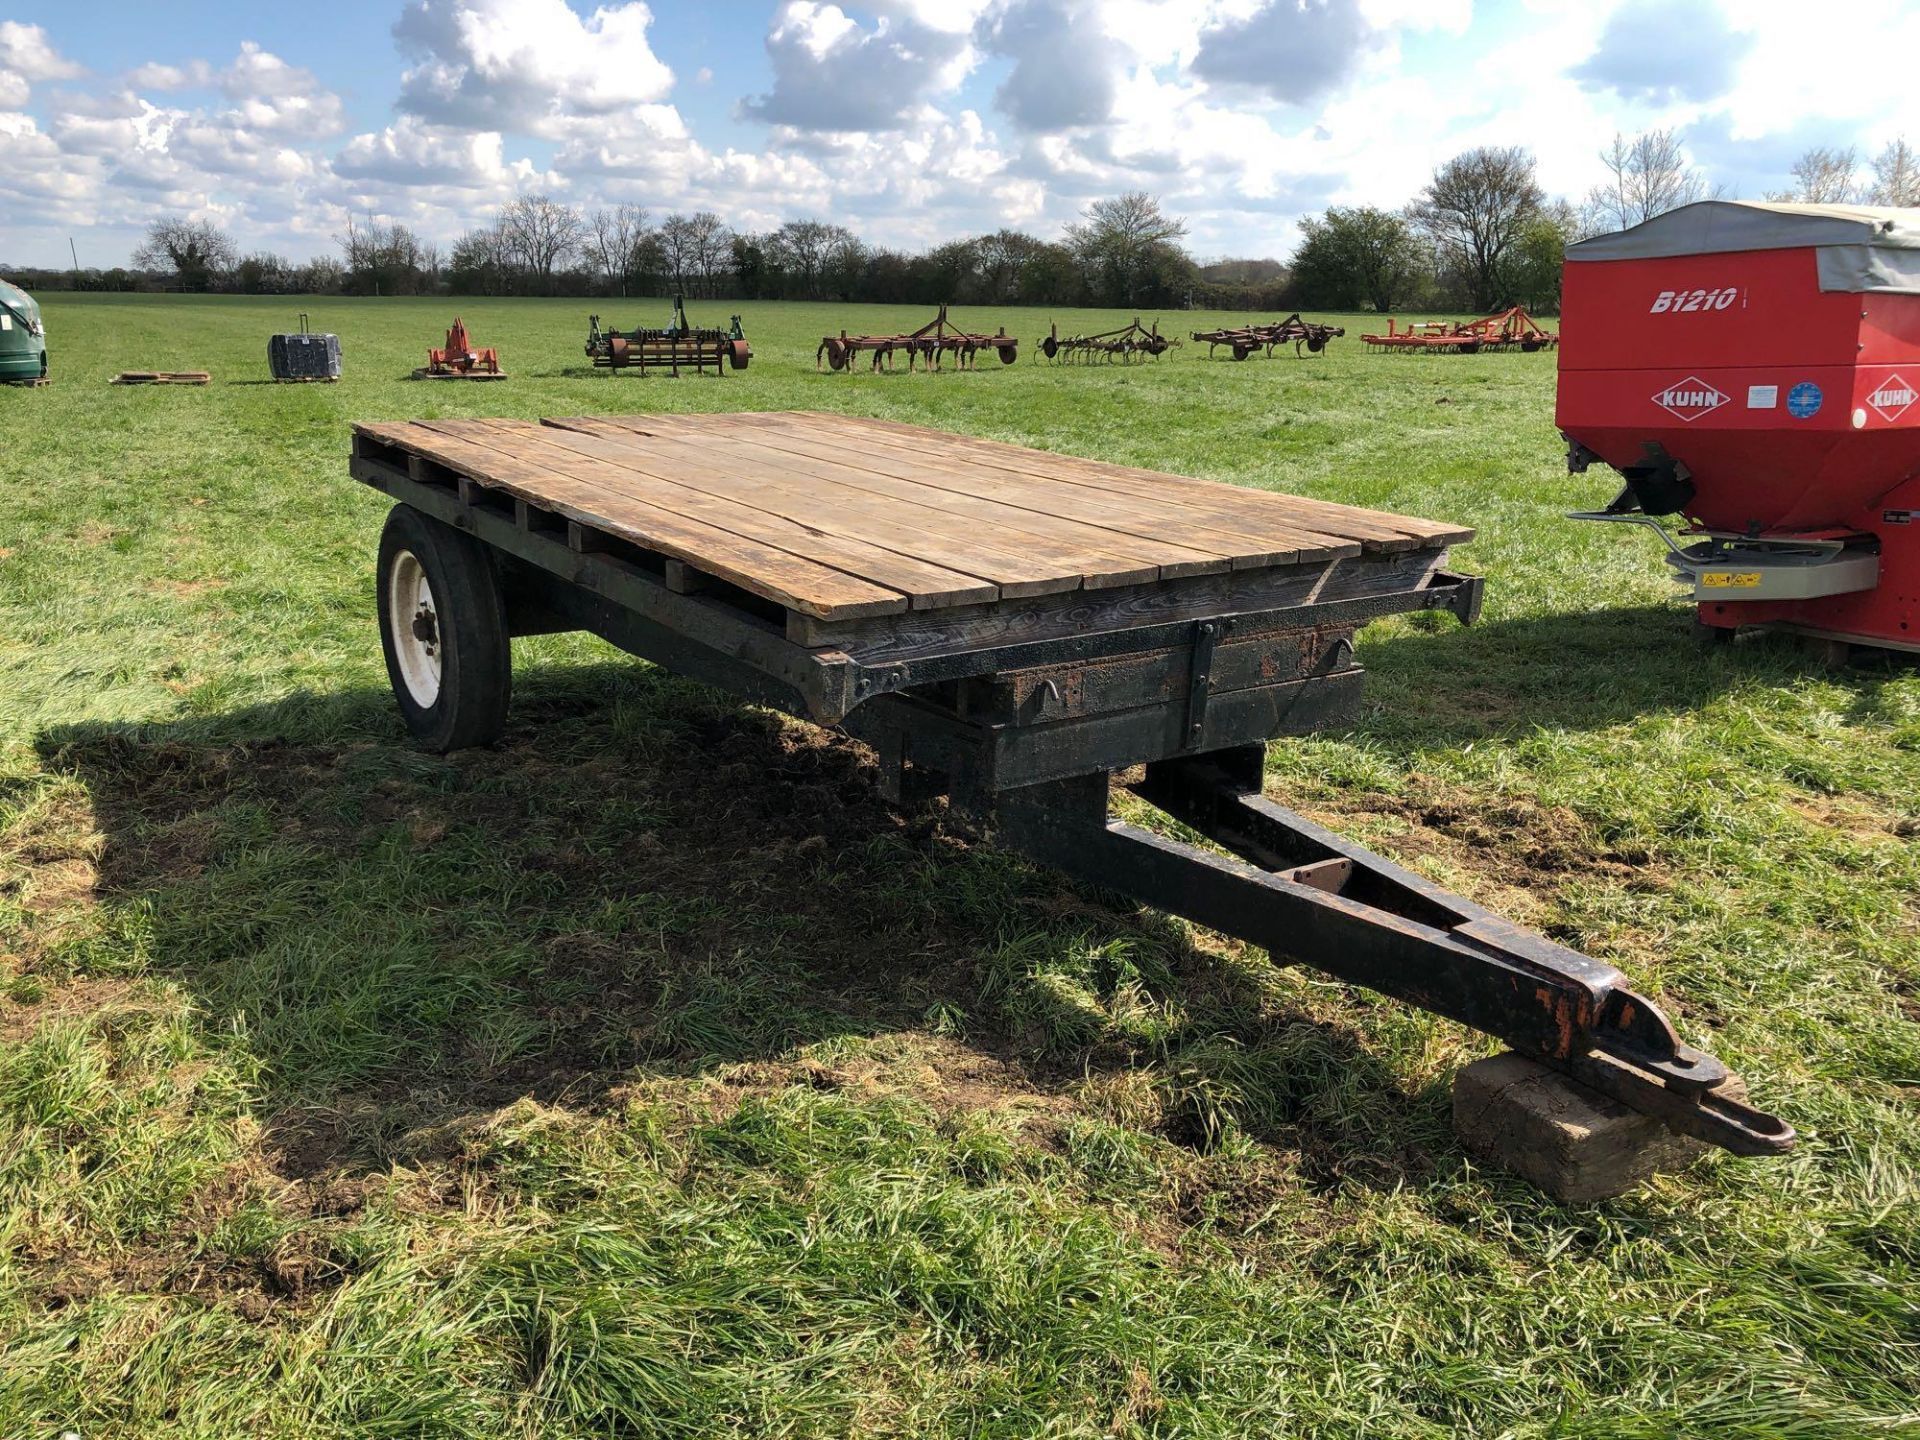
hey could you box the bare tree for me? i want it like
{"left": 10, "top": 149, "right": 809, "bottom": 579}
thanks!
{"left": 1587, "top": 129, "right": 1712, "bottom": 233}
{"left": 1870, "top": 138, "right": 1919, "bottom": 206}
{"left": 657, "top": 212, "right": 698, "bottom": 294}
{"left": 500, "top": 194, "right": 585, "bottom": 294}
{"left": 1409, "top": 146, "right": 1544, "bottom": 310}
{"left": 973, "top": 229, "right": 1054, "bottom": 304}
{"left": 447, "top": 223, "right": 517, "bottom": 295}
{"left": 1064, "top": 192, "right": 1191, "bottom": 306}
{"left": 131, "top": 216, "right": 237, "bottom": 291}
{"left": 685, "top": 211, "right": 731, "bottom": 298}
{"left": 1767, "top": 146, "right": 1860, "bottom": 204}
{"left": 585, "top": 204, "right": 650, "bottom": 296}
{"left": 335, "top": 216, "right": 431, "bottom": 295}
{"left": 769, "top": 219, "right": 847, "bottom": 299}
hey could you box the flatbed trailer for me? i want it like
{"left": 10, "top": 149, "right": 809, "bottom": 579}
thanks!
{"left": 349, "top": 411, "right": 1791, "bottom": 1175}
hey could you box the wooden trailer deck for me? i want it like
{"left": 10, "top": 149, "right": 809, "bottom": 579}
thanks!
{"left": 352, "top": 410, "right": 1469, "bottom": 626}
{"left": 346, "top": 413, "right": 1796, "bottom": 1164}
{"left": 350, "top": 410, "right": 1483, "bottom": 786}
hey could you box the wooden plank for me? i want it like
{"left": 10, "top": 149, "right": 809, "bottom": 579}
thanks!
{"left": 562, "top": 414, "right": 1334, "bottom": 572}
{"left": 766, "top": 411, "right": 1416, "bottom": 554}
{"left": 782, "top": 412, "right": 1471, "bottom": 550}
{"left": 567, "top": 413, "right": 1237, "bottom": 572}
{"left": 516, "top": 419, "right": 1114, "bottom": 598}
{"left": 780, "top": 411, "right": 1447, "bottom": 537}
{"left": 414, "top": 419, "right": 1002, "bottom": 611}
{"left": 537, "top": 417, "right": 1173, "bottom": 592}
{"left": 632, "top": 411, "right": 1362, "bottom": 563}
{"left": 352, "top": 422, "right": 907, "bottom": 621}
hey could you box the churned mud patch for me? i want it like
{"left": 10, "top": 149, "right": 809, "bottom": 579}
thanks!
{"left": 27, "top": 1156, "right": 390, "bottom": 1320}
{"left": 0, "top": 974, "right": 141, "bottom": 1045}
{"left": 1294, "top": 774, "right": 1670, "bottom": 932}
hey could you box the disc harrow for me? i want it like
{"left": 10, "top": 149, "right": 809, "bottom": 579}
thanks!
{"left": 1037, "top": 317, "right": 1178, "bottom": 363}
{"left": 818, "top": 303, "right": 1017, "bottom": 373}
{"left": 1191, "top": 314, "right": 1345, "bottom": 361}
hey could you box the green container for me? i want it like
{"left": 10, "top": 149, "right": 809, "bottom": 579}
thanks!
{"left": 0, "top": 278, "right": 47, "bottom": 384}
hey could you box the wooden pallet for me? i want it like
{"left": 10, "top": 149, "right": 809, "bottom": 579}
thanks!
{"left": 111, "top": 371, "right": 210, "bottom": 385}
{"left": 272, "top": 375, "right": 339, "bottom": 384}
{"left": 2, "top": 377, "right": 50, "bottom": 388}
{"left": 351, "top": 411, "right": 1472, "bottom": 646}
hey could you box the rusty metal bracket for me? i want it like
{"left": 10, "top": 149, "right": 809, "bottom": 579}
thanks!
{"left": 1185, "top": 617, "right": 1223, "bottom": 746}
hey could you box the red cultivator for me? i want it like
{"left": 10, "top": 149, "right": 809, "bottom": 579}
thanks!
{"left": 818, "top": 304, "right": 1017, "bottom": 372}
{"left": 1191, "top": 314, "right": 1344, "bottom": 360}
{"left": 1363, "top": 306, "right": 1559, "bottom": 354}
{"left": 1037, "top": 317, "right": 1178, "bottom": 363}
{"left": 414, "top": 316, "right": 505, "bottom": 380}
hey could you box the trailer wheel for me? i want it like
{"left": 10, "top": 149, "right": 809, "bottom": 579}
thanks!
{"left": 377, "top": 504, "right": 511, "bottom": 752}
{"left": 996, "top": 343, "right": 1017, "bottom": 365}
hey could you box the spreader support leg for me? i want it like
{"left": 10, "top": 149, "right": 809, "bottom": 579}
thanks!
{"left": 991, "top": 751, "right": 1792, "bottom": 1159}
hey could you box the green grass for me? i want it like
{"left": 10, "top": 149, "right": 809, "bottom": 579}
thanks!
{"left": 0, "top": 292, "right": 1916, "bottom": 1437}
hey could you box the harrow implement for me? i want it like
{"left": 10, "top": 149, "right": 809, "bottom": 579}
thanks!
{"left": 817, "top": 303, "right": 1017, "bottom": 373}
{"left": 587, "top": 296, "right": 750, "bottom": 376}
{"left": 1037, "top": 317, "right": 1178, "bottom": 363}
{"left": 1363, "top": 306, "right": 1558, "bottom": 354}
{"left": 1191, "top": 314, "right": 1345, "bottom": 361}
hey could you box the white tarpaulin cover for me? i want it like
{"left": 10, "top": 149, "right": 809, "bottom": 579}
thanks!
{"left": 1565, "top": 200, "right": 1920, "bottom": 293}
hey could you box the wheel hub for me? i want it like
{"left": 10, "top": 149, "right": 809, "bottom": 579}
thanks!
{"left": 387, "top": 549, "right": 443, "bottom": 707}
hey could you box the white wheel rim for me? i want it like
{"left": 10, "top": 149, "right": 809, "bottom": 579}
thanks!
{"left": 387, "top": 549, "right": 443, "bottom": 707}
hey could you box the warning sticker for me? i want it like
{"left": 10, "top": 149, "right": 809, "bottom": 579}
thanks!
{"left": 1701, "top": 572, "right": 1762, "bottom": 589}
{"left": 1746, "top": 385, "right": 1778, "bottom": 409}
{"left": 1867, "top": 375, "right": 1915, "bottom": 422}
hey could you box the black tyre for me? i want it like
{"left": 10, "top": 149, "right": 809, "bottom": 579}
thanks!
{"left": 377, "top": 504, "right": 511, "bottom": 752}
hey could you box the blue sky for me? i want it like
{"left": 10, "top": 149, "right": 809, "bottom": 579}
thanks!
{"left": 0, "top": 0, "right": 1912, "bottom": 269}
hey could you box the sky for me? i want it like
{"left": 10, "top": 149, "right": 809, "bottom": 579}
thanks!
{"left": 0, "top": 0, "right": 1913, "bottom": 270}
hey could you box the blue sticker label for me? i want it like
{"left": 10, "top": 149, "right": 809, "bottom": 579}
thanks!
{"left": 1787, "top": 382, "right": 1823, "bottom": 419}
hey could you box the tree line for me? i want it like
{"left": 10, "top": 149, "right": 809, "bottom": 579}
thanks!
{"left": 11, "top": 133, "right": 1912, "bottom": 314}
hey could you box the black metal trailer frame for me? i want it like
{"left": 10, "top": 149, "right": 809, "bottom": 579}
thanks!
{"left": 351, "top": 430, "right": 1795, "bottom": 1164}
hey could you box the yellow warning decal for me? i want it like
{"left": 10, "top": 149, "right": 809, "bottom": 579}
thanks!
{"left": 1701, "top": 572, "right": 1762, "bottom": 589}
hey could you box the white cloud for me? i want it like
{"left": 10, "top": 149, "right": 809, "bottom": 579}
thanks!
{"left": 393, "top": 0, "right": 674, "bottom": 135}
{"left": 741, "top": 2, "right": 977, "bottom": 132}
{"left": 336, "top": 115, "right": 526, "bottom": 188}
{"left": 0, "top": 22, "right": 81, "bottom": 82}
{"left": 2, "top": 0, "right": 1915, "bottom": 271}
{"left": 1191, "top": 0, "right": 1378, "bottom": 107}
{"left": 0, "top": 19, "right": 80, "bottom": 114}
{"left": 979, "top": 0, "right": 1127, "bottom": 134}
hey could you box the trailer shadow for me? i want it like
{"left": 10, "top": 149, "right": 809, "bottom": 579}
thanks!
{"left": 34, "top": 665, "right": 1435, "bottom": 1195}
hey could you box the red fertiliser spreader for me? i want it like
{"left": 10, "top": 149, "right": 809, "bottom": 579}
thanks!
{"left": 1558, "top": 201, "right": 1920, "bottom": 658}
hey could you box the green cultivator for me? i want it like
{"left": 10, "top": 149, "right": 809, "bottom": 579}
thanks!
{"left": 587, "top": 296, "right": 750, "bottom": 376}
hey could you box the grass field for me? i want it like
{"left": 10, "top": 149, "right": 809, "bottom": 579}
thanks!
{"left": 1, "top": 292, "right": 1917, "bottom": 1437}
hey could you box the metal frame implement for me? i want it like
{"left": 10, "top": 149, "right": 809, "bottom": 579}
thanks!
{"left": 350, "top": 418, "right": 1794, "bottom": 1164}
